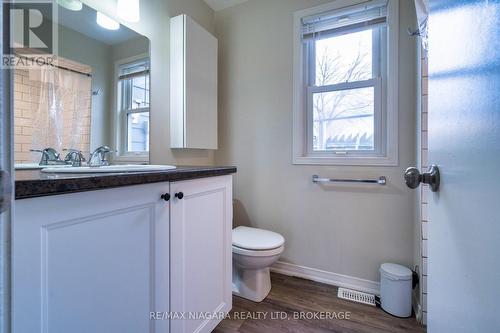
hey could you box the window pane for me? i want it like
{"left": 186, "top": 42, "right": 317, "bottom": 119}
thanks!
{"left": 313, "top": 87, "right": 374, "bottom": 151}
{"left": 127, "top": 112, "right": 150, "bottom": 152}
{"left": 120, "top": 75, "right": 150, "bottom": 110}
{"left": 315, "top": 29, "right": 373, "bottom": 86}
{"left": 131, "top": 75, "right": 150, "bottom": 109}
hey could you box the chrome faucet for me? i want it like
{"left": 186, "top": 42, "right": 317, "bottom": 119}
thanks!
{"left": 88, "top": 146, "right": 114, "bottom": 167}
{"left": 30, "top": 148, "right": 66, "bottom": 166}
{"left": 64, "top": 149, "right": 86, "bottom": 167}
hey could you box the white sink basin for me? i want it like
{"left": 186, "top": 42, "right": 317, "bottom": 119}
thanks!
{"left": 41, "top": 164, "right": 177, "bottom": 173}
{"left": 15, "top": 163, "right": 69, "bottom": 170}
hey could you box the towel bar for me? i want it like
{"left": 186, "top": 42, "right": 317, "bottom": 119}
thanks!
{"left": 312, "top": 175, "right": 387, "bottom": 185}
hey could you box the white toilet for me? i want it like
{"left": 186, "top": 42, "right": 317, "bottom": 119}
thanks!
{"left": 232, "top": 226, "right": 285, "bottom": 302}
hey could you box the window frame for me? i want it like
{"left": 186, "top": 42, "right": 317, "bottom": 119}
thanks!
{"left": 113, "top": 54, "right": 150, "bottom": 162}
{"left": 293, "top": 0, "right": 399, "bottom": 166}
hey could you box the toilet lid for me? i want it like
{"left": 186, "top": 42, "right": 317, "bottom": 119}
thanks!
{"left": 232, "top": 226, "right": 285, "bottom": 250}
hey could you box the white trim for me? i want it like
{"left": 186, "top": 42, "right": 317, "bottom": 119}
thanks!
{"left": 292, "top": 0, "right": 399, "bottom": 166}
{"left": 112, "top": 53, "right": 150, "bottom": 163}
{"left": 112, "top": 154, "right": 150, "bottom": 163}
{"left": 271, "top": 261, "right": 380, "bottom": 295}
{"left": 385, "top": 0, "right": 399, "bottom": 165}
{"left": 308, "top": 78, "right": 379, "bottom": 93}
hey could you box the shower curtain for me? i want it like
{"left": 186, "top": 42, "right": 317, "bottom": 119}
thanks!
{"left": 30, "top": 66, "right": 92, "bottom": 162}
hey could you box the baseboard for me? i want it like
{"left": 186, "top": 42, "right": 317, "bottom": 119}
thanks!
{"left": 271, "top": 261, "right": 380, "bottom": 296}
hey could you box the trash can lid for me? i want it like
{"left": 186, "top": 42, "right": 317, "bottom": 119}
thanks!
{"left": 380, "top": 263, "right": 412, "bottom": 281}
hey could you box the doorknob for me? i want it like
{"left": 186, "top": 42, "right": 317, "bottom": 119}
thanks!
{"left": 404, "top": 165, "right": 440, "bottom": 192}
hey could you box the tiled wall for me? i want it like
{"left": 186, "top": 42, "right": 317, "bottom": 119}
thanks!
{"left": 420, "top": 52, "right": 429, "bottom": 325}
{"left": 14, "top": 68, "right": 39, "bottom": 163}
{"left": 14, "top": 59, "right": 92, "bottom": 164}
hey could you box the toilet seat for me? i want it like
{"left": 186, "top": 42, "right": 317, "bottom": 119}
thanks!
{"left": 232, "top": 226, "right": 285, "bottom": 250}
{"left": 232, "top": 244, "right": 284, "bottom": 257}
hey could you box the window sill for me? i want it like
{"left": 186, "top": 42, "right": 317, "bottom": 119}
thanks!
{"left": 113, "top": 154, "right": 150, "bottom": 164}
{"left": 293, "top": 155, "right": 398, "bottom": 167}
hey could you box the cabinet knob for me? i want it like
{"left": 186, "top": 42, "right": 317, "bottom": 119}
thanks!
{"left": 175, "top": 192, "right": 184, "bottom": 200}
{"left": 160, "top": 193, "right": 171, "bottom": 201}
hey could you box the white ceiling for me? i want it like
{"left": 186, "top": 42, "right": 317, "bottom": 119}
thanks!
{"left": 204, "top": 0, "right": 249, "bottom": 11}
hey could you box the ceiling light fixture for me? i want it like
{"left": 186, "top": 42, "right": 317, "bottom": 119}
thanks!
{"left": 56, "top": 0, "right": 83, "bottom": 11}
{"left": 117, "top": 0, "right": 140, "bottom": 23}
{"left": 96, "top": 12, "right": 120, "bottom": 30}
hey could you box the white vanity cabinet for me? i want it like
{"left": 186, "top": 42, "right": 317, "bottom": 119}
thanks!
{"left": 13, "top": 182, "right": 171, "bottom": 333}
{"left": 12, "top": 175, "right": 233, "bottom": 333}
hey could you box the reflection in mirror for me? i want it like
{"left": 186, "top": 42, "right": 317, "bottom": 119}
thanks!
{"left": 14, "top": 2, "right": 150, "bottom": 168}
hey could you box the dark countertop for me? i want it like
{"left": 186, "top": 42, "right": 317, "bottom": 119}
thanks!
{"left": 15, "top": 166, "right": 237, "bottom": 200}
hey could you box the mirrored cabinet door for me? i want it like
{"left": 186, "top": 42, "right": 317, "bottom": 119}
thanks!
{"left": 13, "top": 2, "right": 151, "bottom": 169}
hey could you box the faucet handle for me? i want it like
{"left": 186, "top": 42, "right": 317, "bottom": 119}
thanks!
{"left": 30, "top": 148, "right": 60, "bottom": 165}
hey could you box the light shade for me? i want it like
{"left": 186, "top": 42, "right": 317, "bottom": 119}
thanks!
{"left": 96, "top": 12, "right": 120, "bottom": 30}
{"left": 56, "top": 0, "right": 83, "bottom": 11}
{"left": 117, "top": 0, "right": 140, "bottom": 23}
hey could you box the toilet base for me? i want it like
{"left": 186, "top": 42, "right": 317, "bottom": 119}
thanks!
{"left": 232, "top": 265, "right": 271, "bottom": 302}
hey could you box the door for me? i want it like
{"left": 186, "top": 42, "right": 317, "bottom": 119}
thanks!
{"left": 427, "top": 1, "right": 500, "bottom": 331}
{"left": 170, "top": 175, "right": 232, "bottom": 333}
{"left": 12, "top": 183, "right": 170, "bottom": 333}
{"left": 0, "top": 1, "right": 13, "bottom": 330}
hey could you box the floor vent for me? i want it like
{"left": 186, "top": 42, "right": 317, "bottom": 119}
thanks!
{"left": 337, "top": 287, "right": 376, "bottom": 306}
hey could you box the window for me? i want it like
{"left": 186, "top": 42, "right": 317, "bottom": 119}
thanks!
{"left": 293, "top": 0, "right": 398, "bottom": 165}
{"left": 117, "top": 58, "right": 150, "bottom": 158}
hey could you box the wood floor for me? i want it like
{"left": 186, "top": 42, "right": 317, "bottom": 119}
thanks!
{"left": 214, "top": 273, "right": 426, "bottom": 333}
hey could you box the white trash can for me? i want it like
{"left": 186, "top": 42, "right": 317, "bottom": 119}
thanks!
{"left": 380, "top": 263, "right": 412, "bottom": 317}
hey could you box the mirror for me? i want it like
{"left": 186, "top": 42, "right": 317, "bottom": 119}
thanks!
{"left": 13, "top": 2, "right": 150, "bottom": 168}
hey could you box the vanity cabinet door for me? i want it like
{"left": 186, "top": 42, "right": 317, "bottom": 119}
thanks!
{"left": 12, "top": 183, "right": 170, "bottom": 333}
{"left": 170, "top": 175, "right": 232, "bottom": 333}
